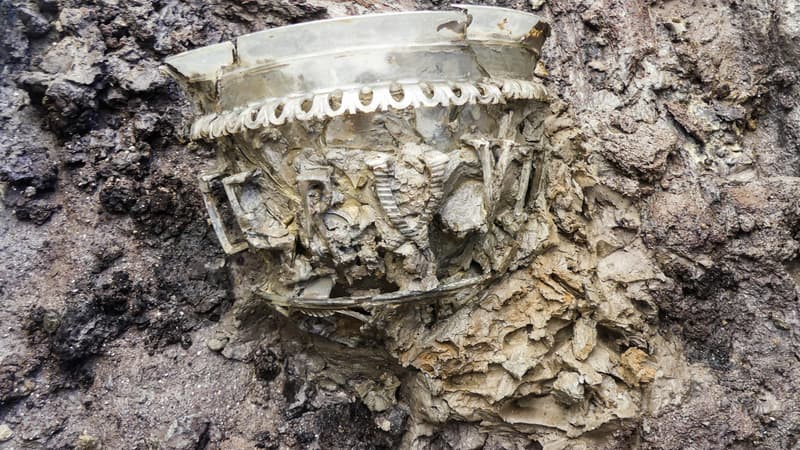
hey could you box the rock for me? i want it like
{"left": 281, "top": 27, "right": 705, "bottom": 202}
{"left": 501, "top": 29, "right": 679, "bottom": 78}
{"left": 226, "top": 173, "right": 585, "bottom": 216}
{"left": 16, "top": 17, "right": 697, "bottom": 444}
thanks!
{"left": 253, "top": 348, "right": 281, "bottom": 381}
{"left": 354, "top": 373, "right": 400, "bottom": 412}
{"left": 162, "top": 415, "right": 211, "bottom": 450}
{"left": 777, "top": 0, "right": 800, "bottom": 59}
{"left": 0, "top": 145, "right": 58, "bottom": 192}
{"left": 76, "top": 433, "right": 101, "bottom": 450}
{"left": 439, "top": 180, "right": 486, "bottom": 236}
{"left": 11, "top": 198, "right": 60, "bottom": 225}
{"left": 194, "top": 291, "right": 225, "bottom": 314}
{"left": 50, "top": 299, "right": 129, "bottom": 362}
{"left": 500, "top": 327, "right": 550, "bottom": 379}
{"left": 572, "top": 317, "right": 597, "bottom": 361}
{"left": 93, "top": 271, "right": 134, "bottom": 315}
{"left": 17, "top": 4, "right": 50, "bottom": 36}
{"left": 529, "top": 0, "right": 546, "bottom": 9}
{"left": 663, "top": 18, "right": 687, "bottom": 41}
{"left": 25, "top": 306, "right": 61, "bottom": 335}
{"left": 121, "top": 64, "right": 166, "bottom": 93}
{"left": 0, "top": 423, "right": 13, "bottom": 442}
{"left": 99, "top": 177, "right": 139, "bottom": 214}
{"left": 620, "top": 348, "right": 656, "bottom": 387}
{"left": 57, "top": 7, "right": 98, "bottom": 36}
{"left": 381, "top": 407, "right": 409, "bottom": 437}
{"left": 552, "top": 371, "right": 585, "bottom": 405}
{"left": 534, "top": 59, "right": 548, "bottom": 78}
{"left": 206, "top": 336, "right": 228, "bottom": 352}
{"left": 220, "top": 340, "right": 255, "bottom": 362}
{"left": 283, "top": 362, "right": 315, "bottom": 419}
{"left": 33, "top": 79, "right": 98, "bottom": 135}
{"left": 588, "top": 59, "right": 608, "bottom": 72}
{"left": 500, "top": 395, "right": 572, "bottom": 433}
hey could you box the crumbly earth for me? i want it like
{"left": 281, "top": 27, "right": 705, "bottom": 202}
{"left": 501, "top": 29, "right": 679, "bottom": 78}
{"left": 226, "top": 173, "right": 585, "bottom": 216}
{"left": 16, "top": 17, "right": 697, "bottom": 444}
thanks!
{"left": 1, "top": 0, "right": 799, "bottom": 449}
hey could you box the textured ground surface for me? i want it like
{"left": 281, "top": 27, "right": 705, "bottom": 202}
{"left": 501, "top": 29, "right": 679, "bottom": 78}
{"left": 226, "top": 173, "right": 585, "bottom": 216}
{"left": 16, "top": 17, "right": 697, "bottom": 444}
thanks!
{"left": 1, "top": 0, "right": 800, "bottom": 449}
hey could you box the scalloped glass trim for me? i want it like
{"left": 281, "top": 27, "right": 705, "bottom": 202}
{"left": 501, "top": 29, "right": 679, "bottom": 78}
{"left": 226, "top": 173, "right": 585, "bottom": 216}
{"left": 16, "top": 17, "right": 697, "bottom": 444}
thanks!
{"left": 190, "top": 78, "right": 548, "bottom": 140}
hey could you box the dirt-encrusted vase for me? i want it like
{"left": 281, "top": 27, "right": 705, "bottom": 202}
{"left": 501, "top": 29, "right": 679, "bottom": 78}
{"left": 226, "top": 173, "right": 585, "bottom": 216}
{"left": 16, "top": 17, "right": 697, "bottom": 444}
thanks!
{"left": 164, "top": 5, "right": 550, "bottom": 318}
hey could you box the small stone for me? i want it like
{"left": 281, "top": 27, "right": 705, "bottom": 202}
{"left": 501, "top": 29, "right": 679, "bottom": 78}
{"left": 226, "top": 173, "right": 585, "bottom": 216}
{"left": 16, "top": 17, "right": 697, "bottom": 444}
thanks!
{"left": 41, "top": 310, "right": 61, "bottom": 334}
{"left": 572, "top": 317, "right": 597, "bottom": 361}
{"left": 552, "top": 371, "right": 584, "bottom": 405}
{"left": 739, "top": 215, "right": 755, "bottom": 233}
{"left": 354, "top": 373, "right": 400, "bottom": 412}
{"left": 206, "top": 337, "right": 228, "bottom": 352}
{"left": 376, "top": 407, "right": 409, "bottom": 438}
{"left": 254, "top": 349, "right": 281, "bottom": 382}
{"left": 221, "top": 340, "right": 254, "bottom": 361}
{"left": 529, "top": 0, "right": 546, "bottom": 10}
{"left": 76, "top": 433, "right": 101, "bottom": 450}
{"left": 376, "top": 418, "right": 392, "bottom": 431}
{"left": 620, "top": 348, "right": 656, "bottom": 386}
{"left": 664, "top": 18, "right": 687, "bottom": 40}
{"left": 23, "top": 379, "right": 36, "bottom": 392}
{"left": 439, "top": 180, "right": 485, "bottom": 236}
{"left": 163, "top": 416, "right": 211, "bottom": 450}
{"left": 534, "top": 60, "right": 548, "bottom": 78}
{"left": 18, "top": 5, "right": 51, "bottom": 36}
{"left": 588, "top": 60, "right": 608, "bottom": 72}
{"left": 0, "top": 424, "right": 14, "bottom": 442}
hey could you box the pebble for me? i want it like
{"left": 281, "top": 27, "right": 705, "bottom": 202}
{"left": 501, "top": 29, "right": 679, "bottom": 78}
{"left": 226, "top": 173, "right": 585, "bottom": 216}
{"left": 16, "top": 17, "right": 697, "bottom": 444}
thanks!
{"left": 206, "top": 337, "right": 228, "bottom": 352}
{"left": 529, "top": 0, "right": 546, "bottom": 9}
{"left": 76, "top": 433, "right": 101, "bottom": 449}
{"left": 0, "top": 424, "right": 13, "bottom": 442}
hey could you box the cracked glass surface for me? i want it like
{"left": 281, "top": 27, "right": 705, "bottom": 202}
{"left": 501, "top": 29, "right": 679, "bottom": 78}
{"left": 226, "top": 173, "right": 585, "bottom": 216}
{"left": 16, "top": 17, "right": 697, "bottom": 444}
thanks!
{"left": 164, "top": 6, "right": 551, "bottom": 315}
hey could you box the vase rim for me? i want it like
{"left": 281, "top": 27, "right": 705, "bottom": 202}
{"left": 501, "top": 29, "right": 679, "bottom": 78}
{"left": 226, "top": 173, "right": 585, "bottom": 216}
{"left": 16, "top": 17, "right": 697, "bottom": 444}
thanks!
{"left": 164, "top": 6, "right": 544, "bottom": 80}
{"left": 163, "top": 5, "right": 549, "bottom": 138}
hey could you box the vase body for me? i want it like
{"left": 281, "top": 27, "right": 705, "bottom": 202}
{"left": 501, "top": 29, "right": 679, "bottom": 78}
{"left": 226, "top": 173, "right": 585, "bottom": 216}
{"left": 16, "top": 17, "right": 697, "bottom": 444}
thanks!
{"left": 164, "top": 6, "right": 550, "bottom": 314}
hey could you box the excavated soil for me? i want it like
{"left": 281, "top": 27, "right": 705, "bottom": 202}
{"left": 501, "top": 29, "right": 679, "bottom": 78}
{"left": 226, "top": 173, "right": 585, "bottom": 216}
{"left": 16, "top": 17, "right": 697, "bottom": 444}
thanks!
{"left": 1, "top": 0, "right": 799, "bottom": 449}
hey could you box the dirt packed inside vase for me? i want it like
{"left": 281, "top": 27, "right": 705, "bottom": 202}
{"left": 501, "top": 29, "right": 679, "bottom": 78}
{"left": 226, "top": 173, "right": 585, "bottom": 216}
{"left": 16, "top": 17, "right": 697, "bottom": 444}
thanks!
{"left": 210, "top": 102, "right": 548, "bottom": 312}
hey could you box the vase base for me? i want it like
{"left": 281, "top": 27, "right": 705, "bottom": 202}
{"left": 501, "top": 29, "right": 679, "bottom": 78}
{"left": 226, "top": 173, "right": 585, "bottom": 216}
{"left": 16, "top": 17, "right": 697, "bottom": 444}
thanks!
{"left": 257, "top": 275, "right": 491, "bottom": 312}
